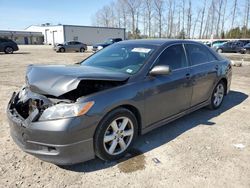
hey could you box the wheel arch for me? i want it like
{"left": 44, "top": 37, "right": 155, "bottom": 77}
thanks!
{"left": 219, "top": 77, "right": 228, "bottom": 95}
{"left": 96, "top": 104, "right": 142, "bottom": 136}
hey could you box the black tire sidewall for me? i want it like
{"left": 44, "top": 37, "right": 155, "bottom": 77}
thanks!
{"left": 59, "top": 48, "right": 65, "bottom": 52}
{"left": 80, "top": 48, "right": 85, "bottom": 52}
{"left": 94, "top": 108, "right": 138, "bottom": 161}
{"left": 210, "top": 81, "right": 225, "bottom": 109}
{"left": 5, "top": 46, "right": 13, "bottom": 54}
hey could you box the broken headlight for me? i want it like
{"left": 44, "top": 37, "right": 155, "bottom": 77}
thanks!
{"left": 39, "top": 101, "right": 94, "bottom": 121}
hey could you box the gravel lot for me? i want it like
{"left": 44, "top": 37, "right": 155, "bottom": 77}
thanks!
{"left": 0, "top": 45, "right": 250, "bottom": 188}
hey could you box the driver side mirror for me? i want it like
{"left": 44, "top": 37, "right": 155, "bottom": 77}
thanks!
{"left": 149, "top": 65, "right": 171, "bottom": 76}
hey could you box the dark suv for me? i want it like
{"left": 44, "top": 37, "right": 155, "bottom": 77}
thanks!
{"left": 0, "top": 38, "right": 19, "bottom": 54}
{"left": 216, "top": 40, "right": 250, "bottom": 53}
{"left": 92, "top": 38, "right": 122, "bottom": 52}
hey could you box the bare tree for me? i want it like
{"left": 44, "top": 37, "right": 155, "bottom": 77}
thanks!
{"left": 144, "top": 0, "right": 154, "bottom": 37}
{"left": 154, "top": 0, "right": 164, "bottom": 38}
{"left": 231, "top": 0, "right": 238, "bottom": 31}
{"left": 186, "top": 0, "right": 192, "bottom": 38}
{"left": 244, "top": 0, "right": 250, "bottom": 37}
{"left": 221, "top": 0, "right": 227, "bottom": 37}
{"left": 199, "top": 0, "right": 207, "bottom": 38}
{"left": 192, "top": 9, "right": 201, "bottom": 38}
{"left": 166, "top": 0, "right": 176, "bottom": 38}
{"left": 215, "top": 0, "right": 223, "bottom": 37}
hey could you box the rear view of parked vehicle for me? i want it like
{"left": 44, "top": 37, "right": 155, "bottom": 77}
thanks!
{"left": 239, "top": 43, "right": 250, "bottom": 54}
{"left": 54, "top": 41, "right": 87, "bottom": 53}
{"left": 0, "top": 38, "right": 19, "bottom": 54}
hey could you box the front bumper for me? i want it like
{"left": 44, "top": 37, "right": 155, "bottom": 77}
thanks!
{"left": 7, "top": 92, "right": 97, "bottom": 165}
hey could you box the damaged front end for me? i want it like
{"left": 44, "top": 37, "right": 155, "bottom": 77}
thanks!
{"left": 9, "top": 79, "right": 126, "bottom": 123}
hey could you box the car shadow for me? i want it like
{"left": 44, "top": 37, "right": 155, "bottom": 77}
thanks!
{"left": 60, "top": 90, "right": 248, "bottom": 173}
{"left": 0, "top": 52, "right": 30, "bottom": 55}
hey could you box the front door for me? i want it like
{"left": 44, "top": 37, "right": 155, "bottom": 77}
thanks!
{"left": 144, "top": 44, "right": 193, "bottom": 126}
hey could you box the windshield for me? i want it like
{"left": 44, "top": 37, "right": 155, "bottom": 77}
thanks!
{"left": 244, "top": 43, "right": 250, "bottom": 47}
{"left": 81, "top": 43, "right": 157, "bottom": 74}
{"left": 104, "top": 39, "right": 114, "bottom": 44}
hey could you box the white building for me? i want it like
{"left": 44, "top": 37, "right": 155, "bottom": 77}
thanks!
{"left": 26, "top": 25, "right": 126, "bottom": 45}
{"left": 0, "top": 30, "right": 43, "bottom": 44}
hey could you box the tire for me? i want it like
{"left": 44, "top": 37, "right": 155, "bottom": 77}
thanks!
{"left": 80, "top": 48, "right": 85, "bottom": 53}
{"left": 4, "top": 46, "right": 14, "bottom": 54}
{"left": 94, "top": 108, "right": 138, "bottom": 161}
{"left": 208, "top": 81, "right": 225, "bottom": 110}
{"left": 217, "top": 48, "right": 223, "bottom": 53}
{"left": 59, "top": 48, "right": 65, "bottom": 52}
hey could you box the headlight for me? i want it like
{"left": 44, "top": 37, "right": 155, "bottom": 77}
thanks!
{"left": 39, "top": 101, "right": 94, "bottom": 121}
{"left": 97, "top": 46, "right": 103, "bottom": 50}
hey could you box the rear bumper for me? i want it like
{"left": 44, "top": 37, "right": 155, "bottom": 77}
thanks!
{"left": 7, "top": 93, "right": 97, "bottom": 165}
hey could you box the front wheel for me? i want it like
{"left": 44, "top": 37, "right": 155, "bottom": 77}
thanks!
{"left": 209, "top": 81, "right": 225, "bottom": 109}
{"left": 4, "top": 46, "right": 14, "bottom": 54}
{"left": 94, "top": 108, "right": 138, "bottom": 161}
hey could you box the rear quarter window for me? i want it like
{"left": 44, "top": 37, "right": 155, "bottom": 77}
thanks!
{"left": 185, "top": 44, "right": 217, "bottom": 66}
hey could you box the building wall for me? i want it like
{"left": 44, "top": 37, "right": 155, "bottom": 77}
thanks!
{"left": 0, "top": 30, "right": 43, "bottom": 44}
{"left": 64, "top": 26, "right": 125, "bottom": 45}
{"left": 26, "top": 25, "right": 64, "bottom": 45}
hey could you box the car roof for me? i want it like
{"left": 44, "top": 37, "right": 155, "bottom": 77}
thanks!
{"left": 119, "top": 39, "right": 202, "bottom": 46}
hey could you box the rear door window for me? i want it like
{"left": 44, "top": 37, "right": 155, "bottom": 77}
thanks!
{"left": 185, "top": 44, "right": 217, "bottom": 66}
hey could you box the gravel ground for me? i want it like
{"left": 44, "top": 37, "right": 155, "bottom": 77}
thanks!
{"left": 0, "top": 45, "right": 250, "bottom": 188}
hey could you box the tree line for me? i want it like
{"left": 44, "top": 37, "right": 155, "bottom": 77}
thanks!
{"left": 92, "top": 0, "right": 250, "bottom": 39}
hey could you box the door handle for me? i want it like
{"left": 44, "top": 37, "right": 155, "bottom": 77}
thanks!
{"left": 186, "top": 73, "right": 191, "bottom": 80}
{"left": 215, "top": 65, "right": 219, "bottom": 70}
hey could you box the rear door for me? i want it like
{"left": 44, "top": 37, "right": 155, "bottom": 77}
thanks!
{"left": 223, "top": 42, "right": 232, "bottom": 52}
{"left": 144, "top": 44, "right": 193, "bottom": 125}
{"left": 185, "top": 43, "right": 219, "bottom": 107}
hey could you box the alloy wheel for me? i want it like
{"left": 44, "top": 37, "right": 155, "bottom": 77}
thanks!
{"left": 5, "top": 47, "right": 13, "bottom": 54}
{"left": 213, "top": 83, "right": 225, "bottom": 107}
{"left": 103, "top": 117, "right": 134, "bottom": 155}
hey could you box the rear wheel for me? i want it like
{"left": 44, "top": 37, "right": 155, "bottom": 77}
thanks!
{"left": 209, "top": 81, "right": 225, "bottom": 109}
{"left": 94, "top": 108, "right": 138, "bottom": 161}
{"left": 4, "top": 46, "right": 14, "bottom": 54}
{"left": 59, "top": 48, "right": 65, "bottom": 52}
{"left": 80, "top": 48, "right": 85, "bottom": 52}
{"left": 217, "top": 48, "right": 223, "bottom": 53}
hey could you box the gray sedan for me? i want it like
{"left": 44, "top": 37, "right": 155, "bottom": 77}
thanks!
{"left": 7, "top": 40, "right": 232, "bottom": 165}
{"left": 54, "top": 41, "right": 87, "bottom": 53}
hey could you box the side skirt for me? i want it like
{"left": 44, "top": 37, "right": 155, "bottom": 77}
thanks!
{"left": 141, "top": 100, "right": 210, "bottom": 135}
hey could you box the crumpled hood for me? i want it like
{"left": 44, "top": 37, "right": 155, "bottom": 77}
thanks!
{"left": 26, "top": 65, "right": 129, "bottom": 97}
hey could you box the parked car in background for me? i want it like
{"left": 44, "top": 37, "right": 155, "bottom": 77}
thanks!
{"left": 54, "top": 41, "right": 87, "bottom": 53}
{"left": 216, "top": 40, "right": 250, "bottom": 53}
{"left": 0, "top": 38, "right": 19, "bottom": 54}
{"left": 92, "top": 38, "right": 122, "bottom": 52}
{"left": 7, "top": 40, "right": 232, "bottom": 165}
{"left": 239, "top": 43, "right": 250, "bottom": 54}
{"left": 212, "top": 40, "right": 228, "bottom": 47}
